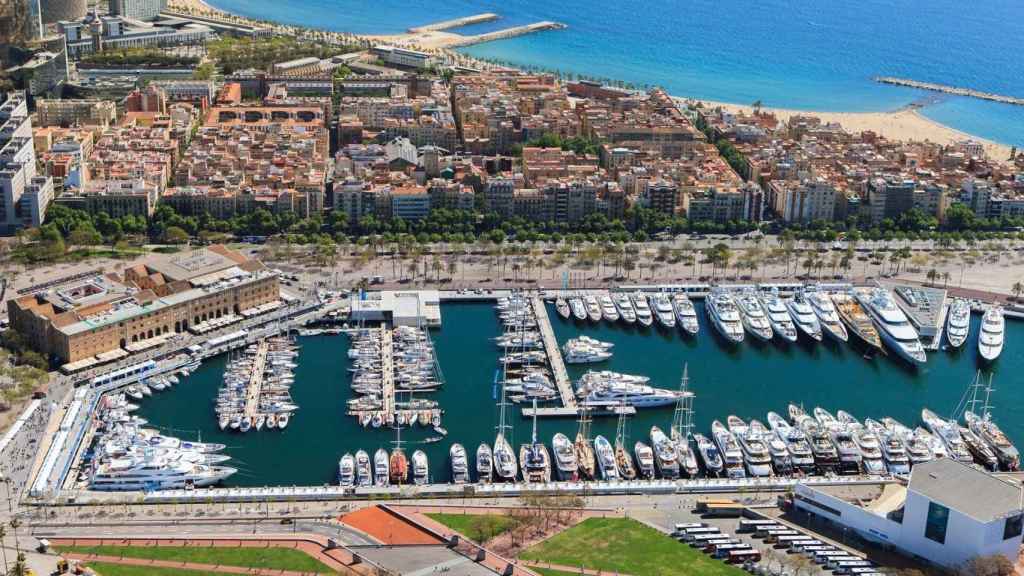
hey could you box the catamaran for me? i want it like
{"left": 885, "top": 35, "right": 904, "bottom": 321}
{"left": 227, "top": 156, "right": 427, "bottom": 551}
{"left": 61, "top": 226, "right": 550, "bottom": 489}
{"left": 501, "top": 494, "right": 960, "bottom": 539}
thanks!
{"left": 978, "top": 306, "right": 1004, "bottom": 361}
{"left": 945, "top": 298, "right": 970, "bottom": 349}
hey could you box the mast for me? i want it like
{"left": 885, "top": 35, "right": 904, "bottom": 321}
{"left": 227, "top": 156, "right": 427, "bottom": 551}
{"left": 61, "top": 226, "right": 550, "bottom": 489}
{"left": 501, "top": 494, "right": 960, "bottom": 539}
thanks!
{"left": 531, "top": 398, "right": 539, "bottom": 446}
{"left": 982, "top": 373, "right": 996, "bottom": 422}
{"left": 615, "top": 394, "right": 628, "bottom": 448}
{"left": 671, "top": 363, "right": 693, "bottom": 440}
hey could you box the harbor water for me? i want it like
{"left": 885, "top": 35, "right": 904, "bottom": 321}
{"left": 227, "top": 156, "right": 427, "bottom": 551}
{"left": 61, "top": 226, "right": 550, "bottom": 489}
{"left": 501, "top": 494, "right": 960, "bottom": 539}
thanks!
{"left": 136, "top": 302, "right": 1023, "bottom": 487}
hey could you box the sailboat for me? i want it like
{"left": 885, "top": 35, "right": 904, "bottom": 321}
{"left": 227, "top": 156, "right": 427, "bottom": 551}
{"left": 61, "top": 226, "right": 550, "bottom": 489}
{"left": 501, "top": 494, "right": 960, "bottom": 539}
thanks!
{"left": 519, "top": 399, "right": 552, "bottom": 483}
{"left": 670, "top": 364, "right": 700, "bottom": 478}
{"left": 389, "top": 416, "right": 408, "bottom": 485}
{"left": 963, "top": 372, "right": 1019, "bottom": 470}
{"left": 613, "top": 399, "right": 637, "bottom": 480}
{"left": 574, "top": 404, "right": 597, "bottom": 480}
{"left": 494, "top": 325, "right": 518, "bottom": 482}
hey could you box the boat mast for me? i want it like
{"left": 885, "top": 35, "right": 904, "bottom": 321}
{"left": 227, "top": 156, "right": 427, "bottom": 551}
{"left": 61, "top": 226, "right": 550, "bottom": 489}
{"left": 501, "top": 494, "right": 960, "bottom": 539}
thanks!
{"left": 531, "top": 397, "right": 539, "bottom": 446}
{"left": 671, "top": 363, "right": 693, "bottom": 440}
{"left": 615, "top": 394, "right": 628, "bottom": 448}
{"left": 982, "top": 373, "right": 996, "bottom": 422}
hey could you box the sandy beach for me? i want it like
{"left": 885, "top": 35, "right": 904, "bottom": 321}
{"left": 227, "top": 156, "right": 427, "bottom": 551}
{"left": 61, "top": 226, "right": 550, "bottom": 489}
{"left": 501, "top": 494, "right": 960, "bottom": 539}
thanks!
{"left": 696, "top": 99, "right": 1016, "bottom": 163}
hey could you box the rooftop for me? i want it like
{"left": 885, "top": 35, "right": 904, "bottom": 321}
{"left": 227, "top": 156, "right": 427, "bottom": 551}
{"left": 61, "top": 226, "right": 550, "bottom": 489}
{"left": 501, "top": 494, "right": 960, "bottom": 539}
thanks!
{"left": 909, "top": 458, "right": 1022, "bottom": 523}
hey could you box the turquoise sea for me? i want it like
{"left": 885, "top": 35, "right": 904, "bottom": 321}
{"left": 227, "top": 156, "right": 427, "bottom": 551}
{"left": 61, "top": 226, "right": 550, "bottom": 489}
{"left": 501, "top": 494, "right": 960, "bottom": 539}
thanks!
{"left": 205, "top": 0, "right": 1024, "bottom": 147}
{"left": 135, "top": 303, "right": 1022, "bottom": 487}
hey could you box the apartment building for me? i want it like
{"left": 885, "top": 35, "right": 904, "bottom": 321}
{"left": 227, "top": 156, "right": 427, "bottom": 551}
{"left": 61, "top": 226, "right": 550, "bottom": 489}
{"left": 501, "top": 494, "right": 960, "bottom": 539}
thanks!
{"left": 1, "top": 93, "right": 54, "bottom": 233}
{"left": 36, "top": 98, "right": 117, "bottom": 128}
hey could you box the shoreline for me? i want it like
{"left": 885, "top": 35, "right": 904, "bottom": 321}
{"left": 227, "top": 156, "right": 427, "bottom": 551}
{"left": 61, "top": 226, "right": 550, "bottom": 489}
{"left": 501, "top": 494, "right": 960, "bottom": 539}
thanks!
{"left": 168, "top": 0, "right": 1017, "bottom": 163}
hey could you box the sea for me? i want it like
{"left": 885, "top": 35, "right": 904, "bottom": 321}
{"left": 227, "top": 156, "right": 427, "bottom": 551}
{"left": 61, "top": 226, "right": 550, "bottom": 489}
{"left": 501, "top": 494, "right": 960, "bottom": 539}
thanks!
{"left": 204, "top": 0, "right": 1024, "bottom": 147}
{"left": 135, "top": 302, "right": 1022, "bottom": 487}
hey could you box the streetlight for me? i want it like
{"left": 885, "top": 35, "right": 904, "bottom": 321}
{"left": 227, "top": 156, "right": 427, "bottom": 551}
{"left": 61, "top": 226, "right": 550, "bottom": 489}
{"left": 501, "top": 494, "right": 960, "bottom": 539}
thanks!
{"left": 0, "top": 476, "right": 11, "bottom": 513}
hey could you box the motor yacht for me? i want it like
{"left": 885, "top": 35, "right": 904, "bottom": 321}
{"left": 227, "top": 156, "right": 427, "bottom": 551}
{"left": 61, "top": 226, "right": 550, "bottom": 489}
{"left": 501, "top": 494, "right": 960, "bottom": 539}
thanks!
{"left": 836, "top": 411, "right": 886, "bottom": 475}
{"left": 693, "top": 433, "right": 724, "bottom": 477}
{"left": 945, "top": 298, "right": 971, "bottom": 349}
{"left": 883, "top": 418, "right": 933, "bottom": 465}
{"left": 599, "top": 295, "right": 620, "bottom": 322}
{"left": 804, "top": 287, "right": 849, "bottom": 342}
{"left": 338, "top": 453, "right": 355, "bottom": 487}
{"left": 921, "top": 408, "right": 973, "bottom": 464}
{"left": 613, "top": 293, "right": 636, "bottom": 324}
{"left": 552, "top": 433, "right": 579, "bottom": 481}
{"left": 649, "top": 426, "right": 680, "bottom": 479}
{"left": 831, "top": 292, "right": 883, "bottom": 352}
{"left": 705, "top": 288, "right": 744, "bottom": 343}
{"left": 790, "top": 405, "right": 839, "bottom": 473}
{"left": 476, "top": 443, "right": 493, "bottom": 483}
{"left": 978, "top": 306, "right": 1004, "bottom": 361}
{"left": 373, "top": 448, "right": 389, "bottom": 487}
{"left": 569, "top": 297, "right": 588, "bottom": 321}
{"left": 735, "top": 290, "right": 774, "bottom": 341}
{"left": 750, "top": 419, "right": 791, "bottom": 475}
{"left": 671, "top": 293, "right": 700, "bottom": 336}
{"left": 785, "top": 291, "right": 823, "bottom": 342}
{"left": 593, "top": 435, "right": 619, "bottom": 480}
{"left": 766, "top": 411, "right": 815, "bottom": 473}
{"left": 648, "top": 293, "right": 676, "bottom": 328}
{"left": 555, "top": 297, "right": 571, "bottom": 320}
{"left": 631, "top": 292, "right": 654, "bottom": 327}
{"left": 854, "top": 287, "right": 926, "bottom": 364}
{"left": 864, "top": 418, "right": 911, "bottom": 474}
{"left": 633, "top": 441, "right": 656, "bottom": 479}
{"left": 355, "top": 450, "right": 371, "bottom": 487}
{"left": 710, "top": 420, "right": 746, "bottom": 478}
{"left": 450, "top": 444, "right": 469, "bottom": 484}
{"left": 411, "top": 450, "right": 429, "bottom": 485}
{"left": 726, "top": 416, "right": 772, "bottom": 477}
{"left": 584, "top": 295, "right": 603, "bottom": 323}
{"left": 760, "top": 289, "right": 797, "bottom": 343}
{"left": 813, "top": 407, "right": 862, "bottom": 474}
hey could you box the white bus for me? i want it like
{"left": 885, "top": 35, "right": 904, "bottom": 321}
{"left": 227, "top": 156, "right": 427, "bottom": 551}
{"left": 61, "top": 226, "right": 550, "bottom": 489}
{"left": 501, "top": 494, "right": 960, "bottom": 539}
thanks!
{"left": 91, "top": 360, "right": 157, "bottom": 388}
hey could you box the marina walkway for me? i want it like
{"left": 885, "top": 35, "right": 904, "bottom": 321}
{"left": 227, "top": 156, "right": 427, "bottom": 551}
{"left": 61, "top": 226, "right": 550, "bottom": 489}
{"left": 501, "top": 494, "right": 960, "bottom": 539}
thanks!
{"left": 381, "top": 327, "right": 395, "bottom": 418}
{"left": 243, "top": 340, "right": 269, "bottom": 420}
{"left": 527, "top": 296, "right": 578, "bottom": 417}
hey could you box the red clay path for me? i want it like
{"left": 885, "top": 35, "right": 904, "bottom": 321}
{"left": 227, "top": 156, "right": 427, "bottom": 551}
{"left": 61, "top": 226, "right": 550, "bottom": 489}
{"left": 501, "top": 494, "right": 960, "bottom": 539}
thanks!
{"left": 340, "top": 505, "right": 443, "bottom": 545}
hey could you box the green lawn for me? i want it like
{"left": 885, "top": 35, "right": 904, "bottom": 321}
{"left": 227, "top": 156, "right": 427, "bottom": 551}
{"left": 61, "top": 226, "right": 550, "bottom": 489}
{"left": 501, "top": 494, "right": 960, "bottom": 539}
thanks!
{"left": 87, "top": 563, "right": 223, "bottom": 576}
{"left": 426, "top": 512, "right": 518, "bottom": 542}
{"left": 530, "top": 569, "right": 582, "bottom": 576}
{"left": 519, "top": 518, "right": 747, "bottom": 576}
{"left": 56, "top": 545, "right": 333, "bottom": 573}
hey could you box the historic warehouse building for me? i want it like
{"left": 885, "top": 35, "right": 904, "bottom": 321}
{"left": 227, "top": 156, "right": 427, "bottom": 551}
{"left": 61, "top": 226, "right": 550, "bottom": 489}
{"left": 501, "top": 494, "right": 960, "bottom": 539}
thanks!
{"left": 8, "top": 245, "right": 280, "bottom": 366}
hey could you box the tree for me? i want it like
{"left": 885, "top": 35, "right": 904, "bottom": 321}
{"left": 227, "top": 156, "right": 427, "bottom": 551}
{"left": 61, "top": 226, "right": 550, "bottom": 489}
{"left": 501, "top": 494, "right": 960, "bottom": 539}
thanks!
{"left": 164, "top": 226, "right": 190, "bottom": 245}
{"left": 1012, "top": 281, "right": 1023, "bottom": 301}
{"left": 193, "top": 62, "right": 215, "bottom": 80}
{"left": 960, "top": 554, "right": 1015, "bottom": 576}
{"left": 68, "top": 222, "right": 102, "bottom": 247}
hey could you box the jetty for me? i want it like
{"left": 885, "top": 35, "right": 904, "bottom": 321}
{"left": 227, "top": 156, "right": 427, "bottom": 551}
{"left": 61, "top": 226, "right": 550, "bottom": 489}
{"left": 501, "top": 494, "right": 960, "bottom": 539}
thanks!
{"left": 409, "top": 13, "right": 498, "bottom": 33}
{"left": 447, "top": 21, "right": 567, "bottom": 48}
{"left": 242, "top": 340, "right": 269, "bottom": 420}
{"left": 875, "top": 76, "right": 1024, "bottom": 107}
{"left": 522, "top": 295, "right": 583, "bottom": 418}
{"left": 380, "top": 327, "right": 395, "bottom": 417}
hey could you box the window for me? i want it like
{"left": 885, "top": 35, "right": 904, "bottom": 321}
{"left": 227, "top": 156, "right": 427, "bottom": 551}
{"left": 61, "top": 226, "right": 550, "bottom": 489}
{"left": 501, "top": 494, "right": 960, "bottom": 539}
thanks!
{"left": 1004, "top": 514, "right": 1023, "bottom": 540}
{"left": 924, "top": 502, "right": 949, "bottom": 544}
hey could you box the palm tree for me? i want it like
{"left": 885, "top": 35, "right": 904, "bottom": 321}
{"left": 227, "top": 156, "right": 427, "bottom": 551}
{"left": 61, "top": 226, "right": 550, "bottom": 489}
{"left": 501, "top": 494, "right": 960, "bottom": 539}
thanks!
{"left": 9, "top": 518, "right": 20, "bottom": 558}
{"left": 942, "top": 271, "right": 951, "bottom": 288}
{"left": 0, "top": 524, "right": 8, "bottom": 573}
{"left": 1013, "top": 281, "right": 1024, "bottom": 302}
{"left": 926, "top": 268, "right": 939, "bottom": 286}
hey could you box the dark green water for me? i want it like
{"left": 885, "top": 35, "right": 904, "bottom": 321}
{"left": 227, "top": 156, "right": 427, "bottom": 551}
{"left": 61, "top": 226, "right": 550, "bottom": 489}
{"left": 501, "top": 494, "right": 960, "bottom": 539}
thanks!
{"left": 135, "top": 302, "right": 1023, "bottom": 486}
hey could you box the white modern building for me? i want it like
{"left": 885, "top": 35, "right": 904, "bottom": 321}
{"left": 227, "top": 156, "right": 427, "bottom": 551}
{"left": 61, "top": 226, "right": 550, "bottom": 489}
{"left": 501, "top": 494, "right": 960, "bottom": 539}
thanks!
{"left": 794, "top": 458, "right": 1024, "bottom": 570}
{"left": 1, "top": 93, "right": 54, "bottom": 233}
{"left": 349, "top": 290, "right": 441, "bottom": 327}
{"left": 108, "top": 0, "right": 167, "bottom": 21}
{"left": 370, "top": 45, "right": 433, "bottom": 69}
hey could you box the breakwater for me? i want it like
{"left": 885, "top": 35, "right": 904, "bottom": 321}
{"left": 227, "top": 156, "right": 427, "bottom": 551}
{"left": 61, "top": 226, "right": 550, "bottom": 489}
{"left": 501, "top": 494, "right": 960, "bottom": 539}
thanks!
{"left": 875, "top": 77, "right": 1024, "bottom": 107}
{"left": 409, "top": 13, "right": 499, "bottom": 33}
{"left": 447, "top": 21, "right": 567, "bottom": 48}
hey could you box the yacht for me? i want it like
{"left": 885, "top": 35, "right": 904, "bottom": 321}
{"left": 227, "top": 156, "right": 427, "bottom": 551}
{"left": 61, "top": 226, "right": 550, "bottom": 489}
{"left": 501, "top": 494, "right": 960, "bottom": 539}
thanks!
{"left": 883, "top": 418, "right": 933, "bottom": 465}
{"left": 338, "top": 453, "right": 355, "bottom": 487}
{"left": 978, "top": 306, "right": 1004, "bottom": 361}
{"left": 864, "top": 419, "right": 911, "bottom": 474}
{"left": 650, "top": 426, "right": 680, "bottom": 479}
{"left": 965, "top": 410, "right": 1019, "bottom": 470}
{"left": 959, "top": 425, "right": 1000, "bottom": 471}
{"left": 855, "top": 287, "right": 926, "bottom": 364}
{"left": 613, "top": 292, "right": 636, "bottom": 324}
{"left": 766, "top": 412, "right": 815, "bottom": 473}
{"left": 593, "top": 435, "right": 619, "bottom": 480}
{"left": 804, "top": 287, "right": 849, "bottom": 343}
{"left": 555, "top": 297, "right": 571, "bottom": 320}
{"left": 632, "top": 293, "right": 654, "bottom": 327}
{"left": 693, "top": 433, "right": 724, "bottom": 477}
{"left": 575, "top": 425, "right": 597, "bottom": 480}
{"left": 584, "top": 295, "right": 603, "bottom": 323}
{"left": 831, "top": 292, "right": 883, "bottom": 352}
{"left": 945, "top": 298, "right": 971, "bottom": 349}
{"left": 599, "top": 295, "right": 620, "bottom": 322}
{"left": 90, "top": 454, "right": 237, "bottom": 491}
{"left": 552, "top": 433, "right": 579, "bottom": 481}
{"left": 790, "top": 405, "right": 839, "bottom": 473}
{"left": 785, "top": 291, "right": 823, "bottom": 342}
{"left": 921, "top": 409, "right": 973, "bottom": 464}
{"left": 735, "top": 290, "right": 774, "bottom": 341}
{"left": 411, "top": 450, "right": 429, "bottom": 485}
{"left": 493, "top": 433, "right": 518, "bottom": 481}
{"left": 705, "top": 288, "right": 745, "bottom": 343}
{"left": 710, "top": 420, "right": 746, "bottom": 479}
{"left": 563, "top": 340, "right": 613, "bottom": 364}
{"left": 569, "top": 297, "right": 588, "bottom": 321}
{"left": 671, "top": 293, "right": 700, "bottom": 336}
{"left": 836, "top": 411, "right": 887, "bottom": 475}
{"left": 915, "top": 427, "right": 949, "bottom": 460}
{"left": 476, "top": 443, "right": 493, "bottom": 483}
{"left": 373, "top": 448, "right": 389, "bottom": 487}
{"left": 760, "top": 290, "right": 797, "bottom": 343}
{"left": 518, "top": 441, "right": 551, "bottom": 484}
{"left": 813, "top": 407, "right": 862, "bottom": 474}
{"left": 750, "top": 419, "right": 791, "bottom": 476}
{"left": 633, "top": 441, "right": 656, "bottom": 479}
{"left": 649, "top": 293, "right": 676, "bottom": 328}
{"left": 389, "top": 447, "right": 408, "bottom": 485}
{"left": 577, "top": 380, "right": 678, "bottom": 409}
{"left": 355, "top": 450, "right": 372, "bottom": 487}
{"left": 726, "top": 416, "right": 772, "bottom": 477}
{"left": 450, "top": 444, "right": 469, "bottom": 484}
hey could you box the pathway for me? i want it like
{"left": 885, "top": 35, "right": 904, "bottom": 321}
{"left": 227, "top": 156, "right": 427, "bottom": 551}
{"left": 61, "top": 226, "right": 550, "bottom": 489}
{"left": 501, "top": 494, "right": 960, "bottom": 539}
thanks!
{"left": 521, "top": 560, "right": 636, "bottom": 576}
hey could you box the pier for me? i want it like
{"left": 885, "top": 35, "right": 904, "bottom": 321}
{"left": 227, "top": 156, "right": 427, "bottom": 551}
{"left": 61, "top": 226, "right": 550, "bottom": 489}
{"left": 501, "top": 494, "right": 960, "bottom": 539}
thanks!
{"left": 875, "top": 76, "right": 1024, "bottom": 107}
{"left": 242, "top": 340, "right": 269, "bottom": 420}
{"left": 523, "top": 295, "right": 582, "bottom": 418}
{"left": 446, "top": 21, "right": 567, "bottom": 48}
{"left": 409, "top": 13, "right": 498, "bottom": 33}
{"left": 380, "top": 327, "right": 395, "bottom": 417}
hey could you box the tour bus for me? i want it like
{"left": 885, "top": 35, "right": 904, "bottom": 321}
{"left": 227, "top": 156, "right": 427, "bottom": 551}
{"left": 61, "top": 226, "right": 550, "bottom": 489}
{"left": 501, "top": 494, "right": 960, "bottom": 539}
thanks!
{"left": 772, "top": 535, "right": 812, "bottom": 548}
{"left": 825, "top": 555, "right": 864, "bottom": 568}
{"left": 705, "top": 539, "right": 742, "bottom": 554}
{"left": 814, "top": 550, "right": 851, "bottom": 563}
{"left": 753, "top": 525, "right": 795, "bottom": 538}
{"left": 736, "top": 519, "right": 780, "bottom": 533}
{"left": 846, "top": 569, "right": 884, "bottom": 575}
{"left": 678, "top": 526, "right": 721, "bottom": 541}
{"left": 691, "top": 536, "right": 734, "bottom": 550}
{"left": 831, "top": 559, "right": 875, "bottom": 573}
{"left": 712, "top": 544, "right": 753, "bottom": 558}
{"left": 761, "top": 529, "right": 801, "bottom": 543}
{"left": 725, "top": 549, "right": 762, "bottom": 564}
{"left": 673, "top": 522, "right": 706, "bottom": 535}
{"left": 700, "top": 501, "right": 745, "bottom": 517}
{"left": 688, "top": 533, "right": 728, "bottom": 547}
{"left": 788, "top": 539, "right": 824, "bottom": 551}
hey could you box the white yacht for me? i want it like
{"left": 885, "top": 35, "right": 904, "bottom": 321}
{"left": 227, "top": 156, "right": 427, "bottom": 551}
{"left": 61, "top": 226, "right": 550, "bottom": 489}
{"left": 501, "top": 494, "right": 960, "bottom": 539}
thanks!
{"left": 584, "top": 295, "right": 602, "bottom": 323}
{"left": 373, "top": 448, "right": 389, "bottom": 487}
{"left": 766, "top": 411, "right": 815, "bottom": 473}
{"left": 705, "top": 288, "right": 744, "bottom": 343}
{"left": 569, "top": 297, "right": 588, "bottom": 321}
{"left": 805, "top": 287, "right": 849, "bottom": 342}
{"left": 631, "top": 292, "right": 654, "bottom": 327}
{"left": 338, "top": 453, "right": 355, "bottom": 487}
{"left": 978, "top": 306, "right": 1004, "bottom": 361}
{"left": 855, "top": 287, "right": 926, "bottom": 364}
{"left": 613, "top": 292, "right": 636, "bottom": 324}
{"left": 785, "top": 292, "right": 823, "bottom": 342}
{"left": 355, "top": 450, "right": 371, "bottom": 487}
{"left": 759, "top": 290, "right": 798, "bottom": 343}
{"left": 476, "top": 443, "right": 493, "bottom": 483}
{"left": 836, "top": 411, "right": 887, "bottom": 475}
{"left": 864, "top": 419, "right": 911, "bottom": 474}
{"left": 599, "top": 295, "right": 620, "bottom": 322}
{"left": 555, "top": 297, "right": 571, "bottom": 320}
{"left": 735, "top": 290, "right": 773, "bottom": 341}
{"left": 648, "top": 294, "right": 676, "bottom": 328}
{"left": 576, "top": 372, "right": 677, "bottom": 409}
{"left": 965, "top": 410, "right": 1019, "bottom": 471}
{"left": 710, "top": 420, "right": 746, "bottom": 479}
{"left": 552, "top": 433, "right": 579, "bottom": 481}
{"left": 693, "top": 433, "right": 724, "bottom": 477}
{"left": 671, "top": 293, "right": 699, "bottom": 336}
{"left": 90, "top": 453, "right": 236, "bottom": 491}
{"left": 726, "top": 416, "right": 772, "bottom": 477}
{"left": 493, "top": 433, "right": 518, "bottom": 481}
{"left": 921, "top": 409, "right": 973, "bottom": 464}
{"left": 634, "top": 441, "right": 656, "bottom": 479}
{"left": 649, "top": 426, "right": 679, "bottom": 479}
{"left": 450, "top": 443, "right": 469, "bottom": 484}
{"left": 593, "top": 435, "right": 619, "bottom": 480}
{"left": 945, "top": 298, "right": 971, "bottom": 349}
{"left": 750, "top": 419, "right": 792, "bottom": 475}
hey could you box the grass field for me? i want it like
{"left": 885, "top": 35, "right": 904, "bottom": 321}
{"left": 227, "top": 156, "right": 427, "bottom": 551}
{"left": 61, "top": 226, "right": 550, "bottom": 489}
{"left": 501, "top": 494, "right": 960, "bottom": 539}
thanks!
{"left": 530, "top": 569, "right": 582, "bottom": 576}
{"left": 56, "top": 545, "right": 333, "bottom": 573}
{"left": 425, "top": 512, "right": 518, "bottom": 542}
{"left": 87, "top": 563, "right": 223, "bottom": 576}
{"left": 518, "top": 518, "right": 747, "bottom": 576}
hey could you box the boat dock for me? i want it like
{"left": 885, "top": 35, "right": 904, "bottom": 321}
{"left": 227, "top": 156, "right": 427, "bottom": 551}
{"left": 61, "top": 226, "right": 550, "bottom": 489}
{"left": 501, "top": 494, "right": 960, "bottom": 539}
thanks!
{"left": 242, "top": 340, "right": 269, "bottom": 420}
{"left": 409, "top": 13, "right": 498, "bottom": 33}
{"left": 447, "top": 21, "right": 566, "bottom": 48}
{"left": 875, "top": 76, "right": 1024, "bottom": 107}
{"left": 888, "top": 283, "right": 947, "bottom": 350}
{"left": 380, "top": 327, "right": 395, "bottom": 416}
